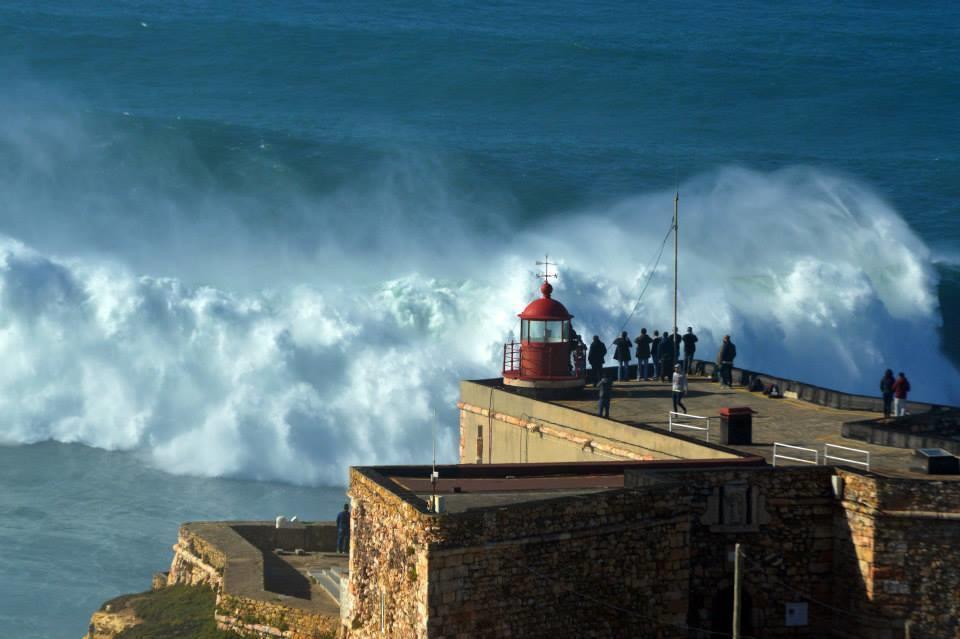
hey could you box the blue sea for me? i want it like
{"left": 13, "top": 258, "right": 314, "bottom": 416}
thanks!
{"left": 0, "top": 2, "right": 957, "bottom": 636}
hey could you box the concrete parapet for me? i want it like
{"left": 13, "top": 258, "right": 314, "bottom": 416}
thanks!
{"left": 166, "top": 521, "right": 341, "bottom": 638}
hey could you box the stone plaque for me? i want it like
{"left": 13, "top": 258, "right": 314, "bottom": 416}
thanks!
{"left": 722, "top": 481, "right": 749, "bottom": 526}
{"left": 701, "top": 479, "right": 770, "bottom": 532}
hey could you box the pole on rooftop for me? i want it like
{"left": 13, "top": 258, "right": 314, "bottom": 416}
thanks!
{"left": 733, "top": 542, "right": 742, "bottom": 639}
{"left": 673, "top": 191, "right": 679, "bottom": 360}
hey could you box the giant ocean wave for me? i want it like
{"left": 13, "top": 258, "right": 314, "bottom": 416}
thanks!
{"left": 0, "top": 94, "right": 956, "bottom": 485}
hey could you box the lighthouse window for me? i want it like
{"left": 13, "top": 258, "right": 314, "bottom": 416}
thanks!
{"left": 527, "top": 320, "right": 546, "bottom": 341}
{"left": 544, "top": 320, "right": 565, "bottom": 343}
{"left": 522, "top": 320, "right": 569, "bottom": 342}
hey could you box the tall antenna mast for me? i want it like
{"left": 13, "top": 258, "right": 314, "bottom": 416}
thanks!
{"left": 431, "top": 409, "right": 438, "bottom": 506}
{"left": 673, "top": 191, "right": 679, "bottom": 360}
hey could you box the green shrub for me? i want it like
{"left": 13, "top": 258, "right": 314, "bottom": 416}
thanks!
{"left": 115, "top": 585, "right": 241, "bottom": 639}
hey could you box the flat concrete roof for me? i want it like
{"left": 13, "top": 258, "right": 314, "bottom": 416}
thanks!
{"left": 411, "top": 488, "right": 615, "bottom": 513}
{"left": 359, "top": 458, "right": 767, "bottom": 513}
{"left": 547, "top": 376, "right": 959, "bottom": 480}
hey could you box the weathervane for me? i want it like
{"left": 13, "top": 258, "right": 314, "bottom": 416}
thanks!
{"left": 536, "top": 254, "right": 558, "bottom": 283}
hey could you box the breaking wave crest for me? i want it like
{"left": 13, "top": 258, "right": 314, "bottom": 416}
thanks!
{"left": 0, "top": 95, "right": 956, "bottom": 484}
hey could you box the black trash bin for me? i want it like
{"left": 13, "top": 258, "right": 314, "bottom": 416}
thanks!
{"left": 913, "top": 448, "right": 959, "bottom": 475}
{"left": 720, "top": 407, "right": 753, "bottom": 445}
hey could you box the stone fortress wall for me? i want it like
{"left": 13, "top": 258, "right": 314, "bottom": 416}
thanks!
{"left": 167, "top": 521, "right": 341, "bottom": 639}
{"left": 85, "top": 359, "right": 960, "bottom": 639}
{"left": 834, "top": 470, "right": 960, "bottom": 638}
{"left": 344, "top": 464, "right": 960, "bottom": 639}
{"left": 341, "top": 364, "right": 960, "bottom": 639}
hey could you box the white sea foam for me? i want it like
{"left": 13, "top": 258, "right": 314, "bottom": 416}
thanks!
{"left": 0, "top": 164, "right": 955, "bottom": 486}
{"left": 0, "top": 91, "right": 956, "bottom": 484}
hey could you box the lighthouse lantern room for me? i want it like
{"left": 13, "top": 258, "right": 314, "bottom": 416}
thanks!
{"left": 502, "top": 258, "right": 586, "bottom": 394}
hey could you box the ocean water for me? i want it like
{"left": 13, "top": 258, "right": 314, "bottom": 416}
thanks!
{"left": 0, "top": 1, "right": 958, "bottom": 636}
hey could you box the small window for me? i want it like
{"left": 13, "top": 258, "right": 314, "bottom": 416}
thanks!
{"left": 544, "top": 320, "right": 564, "bottom": 342}
{"left": 528, "top": 320, "right": 546, "bottom": 342}
{"left": 476, "top": 425, "right": 483, "bottom": 464}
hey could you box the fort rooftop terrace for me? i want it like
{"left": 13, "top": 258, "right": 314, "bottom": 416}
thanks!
{"left": 460, "top": 371, "right": 960, "bottom": 480}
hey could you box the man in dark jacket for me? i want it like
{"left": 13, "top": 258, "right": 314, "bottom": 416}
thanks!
{"left": 651, "top": 330, "right": 662, "bottom": 381}
{"left": 718, "top": 335, "right": 737, "bottom": 387}
{"left": 612, "top": 331, "right": 632, "bottom": 382}
{"left": 681, "top": 327, "right": 698, "bottom": 373}
{"left": 597, "top": 375, "right": 612, "bottom": 417}
{"left": 635, "top": 328, "right": 653, "bottom": 381}
{"left": 880, "top": 369, "right": 895, "bottom": 418}
{"left": 660, "top": 328, "right": 676, "bottom": 381}
{"left": 587, "top": 336, "right": 607, "bottom": 387}
{"left": 336, "top": 503, "right": 351, "bottom": 554}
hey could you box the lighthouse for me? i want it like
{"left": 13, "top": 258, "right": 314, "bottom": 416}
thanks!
{"left": 502, "top": 258, "right": 586, "bottom": 395}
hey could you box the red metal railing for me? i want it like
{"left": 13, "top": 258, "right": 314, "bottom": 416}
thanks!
{"left": 502, "top": 340, "right": 587, "bottom": 380}
{"left": 503, "top": 340, "right": 521, "bottom": 376}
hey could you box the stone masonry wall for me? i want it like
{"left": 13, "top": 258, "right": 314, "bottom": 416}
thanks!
{"left": 347, "top": 465, "right": 960, "bottom": 639}
{"left": 166, "top": 523, "right": 340, "bottom": 639}
{"left": 215, "top": 593, "right": 339, "bottom": 639}
{"left": 346, "top": 467, "right": 697, "bottom": 639}
{"left": 835, "top": 470, "right": 960, "bottom": 639}
{"left": 669, "top": 466, "right": 837, "bottom": 638}
{"left": 345, "top": 468, "right": 435, "bottom": 639}
{"left": 347, "top": 466, "right": 845, "bottom": 638}
{"left": 167, "top": 524, "right": 227, "bottom": 589}
{"left": 425, "top": 488, "right": 692, "bottom": 638}
{"left": 232, "top": 523, "right": 338, "bottom": 553}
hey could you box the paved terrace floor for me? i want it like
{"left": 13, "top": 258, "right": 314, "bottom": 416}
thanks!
{"left": 554, "top": 376, "right": 958, "bottom": 480}
{"left": 282, "top": 552, "right": 347, "bottom": 610}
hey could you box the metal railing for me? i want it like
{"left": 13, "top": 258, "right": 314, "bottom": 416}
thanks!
{"left": 823, "top": 443, "right": 870, "bottom": 470}
{"left": 668, "top": 411, "right": 711, "bottom": 442}
{"left": 502, "top": 341, "right": 588, "bottom": 379}
{"left": 773, "top": 443, "right": 818, "bottom": 467}
{"left": 502, "top": 341, "right": 521, "bottom": 374}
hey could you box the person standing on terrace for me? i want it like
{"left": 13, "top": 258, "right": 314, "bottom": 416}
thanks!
{"left": 336, "top": 503, "right": 351, "bottom": 554}
{"left": 651, "top": 330, "right": 662, "bottom": 380}
{"left": 718, "top": 335, "right": 737, "bottom": 387}
{"left": 597, "top": 375, "right": 612, "bottom": 417}
{"left": 612, "top": 331, "right": 632, "bottom": 382}
{"left": 635, "top": 328, "right": 652, "bottom": 381}
{"left": 588, "top": 336, "right": 606, "bottom": 386}
{"left": 671, "top": 364, "right": 688, "bottom": 414}
{"left": 892, "top": 372, "right": 911, "bottom": 417}
{"left": 880, "top": 369, "right": 895, "bottom": 418}
{"left": 660, "top": 329, "right": 676, "bottom": 381}
{"left": 682, "top": 327, "right": 698, "bottom": 373}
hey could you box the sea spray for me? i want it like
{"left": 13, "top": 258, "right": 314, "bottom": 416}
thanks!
{"left": 0, "top": 161, "right": 956, "bottom": 486}
{"left": 1, "top": 87, "right": 957, "bottom": 484}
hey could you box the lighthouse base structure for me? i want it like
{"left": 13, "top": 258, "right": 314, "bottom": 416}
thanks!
{"left": 501, "top": 374, "right": 586, "bottom": 399}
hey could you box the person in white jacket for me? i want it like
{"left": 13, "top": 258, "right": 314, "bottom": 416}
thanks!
{"left": 672, "top": 364, "right": 688, "bottom": 414}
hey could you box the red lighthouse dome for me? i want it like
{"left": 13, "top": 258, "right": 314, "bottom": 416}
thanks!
{"left": 519, "top": 281, "right": 571, "bottom": 321}
{"left": 502, "top": 262, "right": 586, "bottom": 395}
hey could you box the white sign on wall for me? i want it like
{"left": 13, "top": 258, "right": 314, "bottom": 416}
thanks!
{"left": 785, "top": 602, "right": 808, "bottom": 626}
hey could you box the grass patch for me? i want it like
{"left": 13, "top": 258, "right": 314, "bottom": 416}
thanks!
{"left": 115, "top": 585, "right": 241, "bottom": 639}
